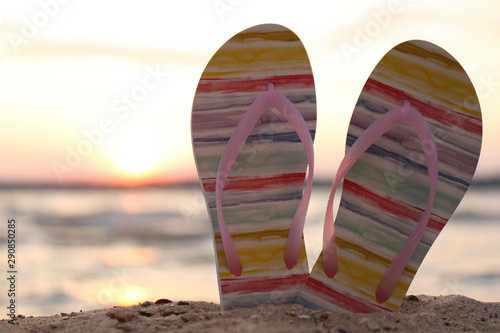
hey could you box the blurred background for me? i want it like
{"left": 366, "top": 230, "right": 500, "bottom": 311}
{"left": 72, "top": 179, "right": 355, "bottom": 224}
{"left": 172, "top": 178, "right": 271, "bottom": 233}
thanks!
{"left": 1, "top": 0, "right": 499, "bottom": 316}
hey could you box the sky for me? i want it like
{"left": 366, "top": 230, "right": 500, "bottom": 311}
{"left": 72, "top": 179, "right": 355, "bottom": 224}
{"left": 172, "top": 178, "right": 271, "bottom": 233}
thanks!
{"left": 1, "top": 0, "right": 500, "bottom": 186}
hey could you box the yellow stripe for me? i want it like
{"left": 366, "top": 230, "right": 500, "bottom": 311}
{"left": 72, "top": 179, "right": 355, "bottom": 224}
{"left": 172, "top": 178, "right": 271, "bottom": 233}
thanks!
{"left": 311, "top": 250, "right": 409, "bottom": 311}
{"left": 336, "top": 237, "right": 417, "bottom": 276}
{"left": 217, "top": 241, "right": 308, "bottom": 278}
{"left": 200, "top": 26, "right": 311, "bottom": 78}
{"left": 214, "top": 228, "right": 290, "bottom": 241}
{"left": 374, "top": 41, "right": 480, "bottom": 118}
{"left": 230, "top": 29, "right": 301, "bottom": 43}
{"left": 202, "top": 45, "right": 310, "bottom": 77}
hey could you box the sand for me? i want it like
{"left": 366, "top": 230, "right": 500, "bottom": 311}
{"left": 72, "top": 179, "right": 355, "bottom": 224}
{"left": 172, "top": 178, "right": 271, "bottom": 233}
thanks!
{"left": 1, "top": 295, "right": 499, "bottom": 332}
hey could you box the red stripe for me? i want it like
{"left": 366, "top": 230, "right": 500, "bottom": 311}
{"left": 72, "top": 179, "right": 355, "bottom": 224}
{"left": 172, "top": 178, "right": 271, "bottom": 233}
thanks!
{"left": 305, "top": 277, "right": 390, "bottom": 313}
{"left": 343, "top": 179, "right": 447, "bottom": 232}
{"left": 202, "top": 173, "right": 306, "bottom": 192}
{"left": 196, "top": 74, "right": 314, "bottom": 94}
{"left": 364, "top": 78, "right": 482, "bottom": 136}
{"left": 221, "top": 274, "right": 308, "bottom": 295}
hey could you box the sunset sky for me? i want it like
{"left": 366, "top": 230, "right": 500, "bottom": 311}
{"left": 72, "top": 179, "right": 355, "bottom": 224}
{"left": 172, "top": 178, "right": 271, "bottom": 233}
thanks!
{"left": 1, "top": 0, "right": 500, "bottom": 186}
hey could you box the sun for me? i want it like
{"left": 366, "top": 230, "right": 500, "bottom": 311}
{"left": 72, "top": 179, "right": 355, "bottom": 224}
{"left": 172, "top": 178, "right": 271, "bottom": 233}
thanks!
{"left": 102, "top": 111, "right": 191, "bottom": 183}
{"left": 114, "top": 136, "right": 159, "bottom": 175}
{"left": 119, "top": 286, "right": 148, "bottom": 306}
{"left": 108, "top": 118, "right": 163, "bottom": 176}
{"left": 113, "top": 135, "right": 159, "bottom": 175}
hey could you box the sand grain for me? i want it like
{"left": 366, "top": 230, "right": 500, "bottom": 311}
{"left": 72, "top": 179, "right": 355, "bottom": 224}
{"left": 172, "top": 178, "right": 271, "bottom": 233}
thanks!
{"left": 1, "top": 295, "right": 499, "bottom": 332}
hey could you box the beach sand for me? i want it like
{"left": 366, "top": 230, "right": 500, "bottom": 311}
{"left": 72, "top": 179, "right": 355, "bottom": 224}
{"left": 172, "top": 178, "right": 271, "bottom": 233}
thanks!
{"left": 1, "top": 295, "right": 499, "bottom": 332}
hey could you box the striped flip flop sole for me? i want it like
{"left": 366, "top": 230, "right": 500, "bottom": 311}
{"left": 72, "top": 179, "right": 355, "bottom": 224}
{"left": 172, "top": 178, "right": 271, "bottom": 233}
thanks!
{"left": 191, "top": 24, "right": 316, "bottom": 310}
{"left": 299, "top": 40, "right": 482, "bottom": 312}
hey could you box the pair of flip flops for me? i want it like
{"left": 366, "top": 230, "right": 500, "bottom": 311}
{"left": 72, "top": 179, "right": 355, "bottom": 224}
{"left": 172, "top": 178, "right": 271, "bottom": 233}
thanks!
{"left": 191, "top": 24, "right": 482, "bottom": 313}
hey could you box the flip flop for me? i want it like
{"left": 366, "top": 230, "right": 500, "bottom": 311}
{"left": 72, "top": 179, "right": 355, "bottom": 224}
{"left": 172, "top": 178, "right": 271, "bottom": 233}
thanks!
{"left": 191, "top": 24, "right": 316, "bottom": 310}
{"left": 298, "top": 40, "right": 482, "bottom": 312}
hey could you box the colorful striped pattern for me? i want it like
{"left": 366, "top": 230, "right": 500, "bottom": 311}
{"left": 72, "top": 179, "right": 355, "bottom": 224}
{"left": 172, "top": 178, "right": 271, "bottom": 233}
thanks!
{"left": 191, "top": 24, "right": 316, "bottom": 310}
{"left": 299, "top": 40, "right": 482, "bottom": 312}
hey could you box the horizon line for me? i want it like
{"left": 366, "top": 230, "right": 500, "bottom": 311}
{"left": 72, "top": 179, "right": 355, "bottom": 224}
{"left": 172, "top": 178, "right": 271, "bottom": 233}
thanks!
{"left": 0, "top": 175, "right": 498, "bottom": 190}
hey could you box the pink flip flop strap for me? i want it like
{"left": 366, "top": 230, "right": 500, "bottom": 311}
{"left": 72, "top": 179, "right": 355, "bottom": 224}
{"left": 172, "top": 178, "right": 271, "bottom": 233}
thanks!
{"left": 216, "top": 82, "right": 315, "bottom": 277}
{"left": 322, "top": 99, "right": 438, "bottom": 303}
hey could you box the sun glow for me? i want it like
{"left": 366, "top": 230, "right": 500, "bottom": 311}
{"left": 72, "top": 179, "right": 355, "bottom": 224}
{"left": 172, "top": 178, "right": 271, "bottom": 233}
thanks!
{"left": 119, "top": 286, "right": 149, "bottom": 306}
{"left": 107, "top": 116, "right": 165, "bottom": 176}
{"left": 113, "top": 134, "right": 160, "bottom": 175}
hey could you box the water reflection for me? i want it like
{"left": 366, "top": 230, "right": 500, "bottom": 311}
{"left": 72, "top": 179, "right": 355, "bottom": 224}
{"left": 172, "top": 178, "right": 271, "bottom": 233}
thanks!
{"left": 1, "top": 186, "right": 498, "bottom": 317}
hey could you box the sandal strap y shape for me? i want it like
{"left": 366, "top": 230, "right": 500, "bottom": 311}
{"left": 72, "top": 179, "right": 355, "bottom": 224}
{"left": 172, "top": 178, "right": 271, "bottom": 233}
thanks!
{"left": 322, "top": 99, "right": 438, "bottom": 303}
{"left": 192, "top": 23, "right": 316, "bottom": 310}
{"left": 298, "top": 39, "right": 481, "bottom": 313}
{"left": 216, "top": 82, "right": 315, "bottom": 276}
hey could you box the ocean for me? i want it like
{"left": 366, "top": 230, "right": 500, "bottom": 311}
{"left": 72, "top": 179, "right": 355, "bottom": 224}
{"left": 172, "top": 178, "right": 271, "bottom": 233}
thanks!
{"left": 1, "top": 183, "right": 499, "bottom": 317}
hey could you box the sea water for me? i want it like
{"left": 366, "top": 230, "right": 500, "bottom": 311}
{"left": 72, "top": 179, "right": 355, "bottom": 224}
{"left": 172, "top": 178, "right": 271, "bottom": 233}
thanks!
{"left": 0, "top": 184, "right": 499, "bottom": 317}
